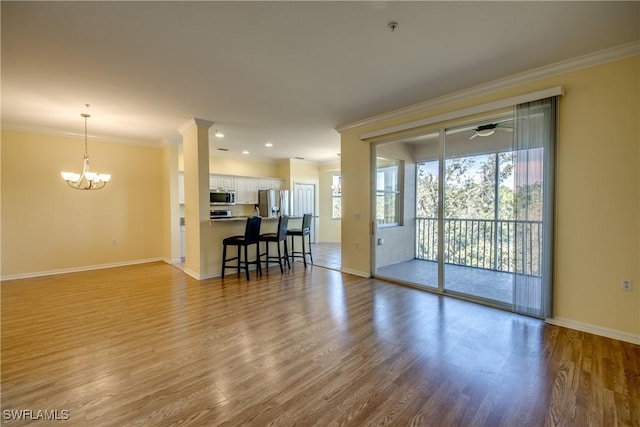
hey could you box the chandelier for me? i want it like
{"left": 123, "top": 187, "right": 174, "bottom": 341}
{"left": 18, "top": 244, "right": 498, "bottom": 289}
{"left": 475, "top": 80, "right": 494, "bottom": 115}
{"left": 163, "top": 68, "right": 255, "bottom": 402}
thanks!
{"left": 61, "top": 112, "right": 111, "bottom": 190}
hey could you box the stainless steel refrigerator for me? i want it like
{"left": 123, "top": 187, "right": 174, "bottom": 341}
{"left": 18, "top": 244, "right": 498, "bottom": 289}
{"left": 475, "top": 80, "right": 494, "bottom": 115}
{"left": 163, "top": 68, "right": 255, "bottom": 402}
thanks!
{"left": 258, "top": 189, "right": 289, "bottom": 218}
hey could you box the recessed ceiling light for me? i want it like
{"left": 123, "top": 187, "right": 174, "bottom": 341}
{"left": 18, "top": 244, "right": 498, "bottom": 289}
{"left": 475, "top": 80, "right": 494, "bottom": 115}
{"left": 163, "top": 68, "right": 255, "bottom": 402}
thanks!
{"left": 265, "top": 142, "right": 273, "bottom": 147}
{"left": 214, "top": 130, "right": 224, "bottom": 138}
{"left": 242, "top": 150, "right": 249, "bottom": 155}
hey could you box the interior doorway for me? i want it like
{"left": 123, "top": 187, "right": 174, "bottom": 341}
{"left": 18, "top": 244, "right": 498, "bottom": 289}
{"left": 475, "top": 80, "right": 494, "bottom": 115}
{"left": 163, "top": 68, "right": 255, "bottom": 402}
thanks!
{"left": 292, "top": 182, "right": 316, "bottom": 243}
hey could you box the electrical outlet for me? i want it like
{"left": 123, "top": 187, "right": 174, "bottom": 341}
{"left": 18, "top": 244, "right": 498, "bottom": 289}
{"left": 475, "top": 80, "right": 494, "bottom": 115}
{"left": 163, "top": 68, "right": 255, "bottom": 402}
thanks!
{"left": 621, "top": 279, "right": 633, "bottom": 292}
{"left": 112, "top": 238, "right": 117, "bottom": 246}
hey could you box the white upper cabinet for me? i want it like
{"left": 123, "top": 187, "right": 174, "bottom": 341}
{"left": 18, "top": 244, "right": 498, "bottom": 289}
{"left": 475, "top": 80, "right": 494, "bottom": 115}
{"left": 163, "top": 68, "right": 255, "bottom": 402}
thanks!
{"left": 245, "top": 178, "right": 259, "bottom": 204}
{"left": 209, "top": 175, "right": 219, "bottom": 190}
{"left": 258, "top": 178, "right": 271, "bottom": 190}
{"left": 220, "top": 176, "right": 235, "bottom": 190}
{"left": 209, "top": 175, "right": 235, "bottom": 190}
{"left": 234, "top": 177, "right": 247, "bottom": 204}
{"left": 259, "top": 178, "right": 284, "bottom": 190}
{"left": 204, "top": 174, "right": 283, "bottom": 204}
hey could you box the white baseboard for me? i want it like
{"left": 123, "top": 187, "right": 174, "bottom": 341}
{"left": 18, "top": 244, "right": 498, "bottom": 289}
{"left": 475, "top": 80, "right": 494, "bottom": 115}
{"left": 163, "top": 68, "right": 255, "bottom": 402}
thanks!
{"left": 1, "top": 258, "right": 164, "bottom": 282}
{"left": 163, "top": 257, "right": 183, "bottom": 265}
{"left": 182, "top": 267, "right": 201, "bottom": 280}
{"left": 340, "top": 267, "right": 371, "bottom": 278}
{"left": 546, "top": 317, "right": 640, "bottom": 345}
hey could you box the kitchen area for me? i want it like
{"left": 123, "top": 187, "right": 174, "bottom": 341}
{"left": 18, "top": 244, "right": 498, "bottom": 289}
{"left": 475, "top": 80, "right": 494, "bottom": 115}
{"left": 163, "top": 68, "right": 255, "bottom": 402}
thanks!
{"left": 174, "top": 125, "right": 340, "bottom": 279}
{"left": 178, "top": 171, "right": 302, "bottom": 275}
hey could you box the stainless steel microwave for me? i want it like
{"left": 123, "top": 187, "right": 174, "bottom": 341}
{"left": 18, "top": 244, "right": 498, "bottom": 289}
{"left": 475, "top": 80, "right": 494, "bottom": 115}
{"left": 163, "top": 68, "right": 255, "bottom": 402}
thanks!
{"left": 210, "top": 190, "right": 236, "bottom": 206}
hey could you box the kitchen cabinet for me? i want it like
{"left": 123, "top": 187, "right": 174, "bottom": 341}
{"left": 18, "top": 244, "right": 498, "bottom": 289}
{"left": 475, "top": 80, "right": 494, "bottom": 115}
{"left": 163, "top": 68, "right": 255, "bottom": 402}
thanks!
{"left": 220, "top": 176, "right": 235, "bottom": 190}
{"left": 259, "top": 178, "right": 284, "bottom": 190}
{"left": 209, "top": 174, "right": 235, "bottom": 190}
{"left": 258, "top": 178, "right": 271, "bottom": 190}
{"left": 209, "top": 175, "right": 218, "bottom": 190}
{"left": 234, "top": 177, "right": 259, "bottom": 204}
{"left": 235, "top": 177, "right": 247, "bottom": 204}
{"left": 205, "top": 174, "right": 282, "bottom": 204}
{"left": 246, "top": 178, "right": 259, "bottom": 204}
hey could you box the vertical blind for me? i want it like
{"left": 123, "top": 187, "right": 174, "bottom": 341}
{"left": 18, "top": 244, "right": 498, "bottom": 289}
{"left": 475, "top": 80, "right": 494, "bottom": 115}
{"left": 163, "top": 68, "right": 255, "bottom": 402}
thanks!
{"left": 512, "top": 96, "right": 557, "bottom": 318}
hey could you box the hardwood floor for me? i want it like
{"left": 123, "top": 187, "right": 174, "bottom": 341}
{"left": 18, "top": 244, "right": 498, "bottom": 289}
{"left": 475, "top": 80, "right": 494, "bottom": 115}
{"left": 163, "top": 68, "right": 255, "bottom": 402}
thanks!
{"left": 308, "top": 243, "right": 341, "bottom": 271}
{"left": 1, "top": 262, "right": 638, "bottom": 426}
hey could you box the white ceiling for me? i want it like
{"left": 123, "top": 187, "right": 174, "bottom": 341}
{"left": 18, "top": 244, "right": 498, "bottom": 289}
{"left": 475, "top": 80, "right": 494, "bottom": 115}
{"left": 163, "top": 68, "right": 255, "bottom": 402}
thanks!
{"left": 2, "top": 1, "right": 639, "bottom": 163}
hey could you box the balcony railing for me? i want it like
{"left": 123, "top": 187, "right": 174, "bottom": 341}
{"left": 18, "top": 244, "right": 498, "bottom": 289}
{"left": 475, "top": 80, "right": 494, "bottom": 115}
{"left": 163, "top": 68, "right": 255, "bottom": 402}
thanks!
{"left": 416, "top": 217, "right": 543, "bottom": 277}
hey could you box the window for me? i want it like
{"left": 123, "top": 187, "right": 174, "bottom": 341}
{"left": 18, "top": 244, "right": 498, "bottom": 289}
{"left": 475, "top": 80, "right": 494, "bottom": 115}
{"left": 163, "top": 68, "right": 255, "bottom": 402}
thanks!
{"left": 331, "top": 175, "right": 341, "bottom": 219}
{"left": 376, "top": 158, "right": 402, "bottom": 226}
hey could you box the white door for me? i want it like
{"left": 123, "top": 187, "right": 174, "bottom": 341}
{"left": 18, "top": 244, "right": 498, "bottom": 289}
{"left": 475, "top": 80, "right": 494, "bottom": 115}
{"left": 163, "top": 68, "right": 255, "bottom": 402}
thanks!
{"left": 293, "top": 183, "right": 316, "bottom": 243}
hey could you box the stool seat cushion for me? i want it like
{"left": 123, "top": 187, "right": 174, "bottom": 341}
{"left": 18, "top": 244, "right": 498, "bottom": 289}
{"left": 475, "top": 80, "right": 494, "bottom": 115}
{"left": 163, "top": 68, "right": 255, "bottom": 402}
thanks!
{"left": 259, "top": 232, "right": 279, "bottom": 241}
{"left": 286, "top": 228, "right": 309, "bottom": 236}
{"left": 224, "top": 235, "right": 250, "bottom": 245}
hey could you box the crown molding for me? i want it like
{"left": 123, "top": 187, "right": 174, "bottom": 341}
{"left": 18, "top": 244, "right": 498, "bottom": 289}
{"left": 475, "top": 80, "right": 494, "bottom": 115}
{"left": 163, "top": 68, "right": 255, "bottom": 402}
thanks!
{"left": 336, "top": 41, "right": 640, "bottom": 134}
{"left": 360, "top": 86, "right": 563, "bottom": 141}
{"left": 1, "top": 124, "right": 164, "bottom": 148}
{"left": 177, "top": 118, "right": 214, "bottom": 135}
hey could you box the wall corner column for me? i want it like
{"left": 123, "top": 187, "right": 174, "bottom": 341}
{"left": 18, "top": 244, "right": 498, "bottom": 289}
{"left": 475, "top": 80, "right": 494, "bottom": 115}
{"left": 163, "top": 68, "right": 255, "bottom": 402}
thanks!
{"left": 178, "top": 118, "right": 214, "bottom": 279}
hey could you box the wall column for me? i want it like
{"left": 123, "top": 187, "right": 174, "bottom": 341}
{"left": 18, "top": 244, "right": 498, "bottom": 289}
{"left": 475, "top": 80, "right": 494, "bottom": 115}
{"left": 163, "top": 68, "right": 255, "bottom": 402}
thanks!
{"left": 178, "top": 118, "right": 213, "bottom": 279}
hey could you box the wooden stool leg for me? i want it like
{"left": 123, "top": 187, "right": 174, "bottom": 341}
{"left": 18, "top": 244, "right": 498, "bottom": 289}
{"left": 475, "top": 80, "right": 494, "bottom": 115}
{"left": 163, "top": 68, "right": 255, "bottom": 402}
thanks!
{"left": 277, "top": 240, "right": 283, "bottom": 273}
{"left": 301, "top": 235, "right": 307, "bottom": 268}
{"left": 222, "top": 244, "right": 227, "bottom": 278}
{"left": 244, "top": 245, "right": 250, "bottom": 280}
{"left": 284, "top": 237, "right": 291, "bottom": 268}
{"left": 257, "top": 243, "right": 262, "bottom": 276}
{"left": 290, "top": 235, "right": 295, "bottom": 262}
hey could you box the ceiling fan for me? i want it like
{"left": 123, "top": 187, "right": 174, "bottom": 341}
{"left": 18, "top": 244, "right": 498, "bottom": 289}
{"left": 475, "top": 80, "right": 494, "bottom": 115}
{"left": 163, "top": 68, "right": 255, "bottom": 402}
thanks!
{"left": 469, "top": 122, "right": 513, "bottom": 140}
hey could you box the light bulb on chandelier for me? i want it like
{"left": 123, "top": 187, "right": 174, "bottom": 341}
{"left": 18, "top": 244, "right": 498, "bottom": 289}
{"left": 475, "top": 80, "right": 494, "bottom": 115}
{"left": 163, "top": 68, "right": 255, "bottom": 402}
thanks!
{"left": 61, "top": 108, "right": 111, "bottom": 190}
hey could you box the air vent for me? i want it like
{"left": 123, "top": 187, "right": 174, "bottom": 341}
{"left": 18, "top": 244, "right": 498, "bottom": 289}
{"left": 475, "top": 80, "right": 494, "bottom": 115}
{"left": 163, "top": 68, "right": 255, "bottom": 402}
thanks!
{"left": 294, "top": 156, "right": 305, "bottom": 160}
{"left": 217, "top": 148, "right": 229, "bottom": 152}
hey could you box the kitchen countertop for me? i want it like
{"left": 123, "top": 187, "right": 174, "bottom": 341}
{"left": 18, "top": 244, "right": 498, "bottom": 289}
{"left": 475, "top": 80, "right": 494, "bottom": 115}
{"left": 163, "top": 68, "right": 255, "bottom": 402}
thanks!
{"left": 210, "top": 216, "right": 280, "bottom": 222}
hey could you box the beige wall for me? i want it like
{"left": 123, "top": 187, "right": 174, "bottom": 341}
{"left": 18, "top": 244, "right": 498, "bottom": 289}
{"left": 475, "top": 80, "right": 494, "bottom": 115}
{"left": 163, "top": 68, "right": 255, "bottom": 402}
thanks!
{"left": 210, "top": 156, "right": 281, "bottom": 178}
{"left": 162, "top": 144, "right": 181, "bottom": 263}
{"left": 178, "top": 152, "right": 282, "bottom": 180}
{"left": 340, "top": 56, "right": 640, "bottom": 337}
{"left": 1, "top": 130, "right": 164, "bottom": 277}
{"left": 375, "top": 142, "right": 416, "bottom": 267}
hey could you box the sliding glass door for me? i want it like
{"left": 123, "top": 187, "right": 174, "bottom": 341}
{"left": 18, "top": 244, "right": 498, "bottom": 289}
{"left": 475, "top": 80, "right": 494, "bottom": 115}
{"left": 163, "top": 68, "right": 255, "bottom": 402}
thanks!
{"left": 442, "top": 120, "right": 516, "bottom": 307}
{"left": 374, "top": 97, "right": 556, "bottom": 318}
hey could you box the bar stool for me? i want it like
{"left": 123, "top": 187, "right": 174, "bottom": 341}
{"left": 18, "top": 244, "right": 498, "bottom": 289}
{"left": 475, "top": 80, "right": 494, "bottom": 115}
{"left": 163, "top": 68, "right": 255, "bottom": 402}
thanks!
{"left": 221, "top": 216, "right": 262, "bottom": 280}
{"left": 259, "top": 215, "right": 290, "bottom": 273}
{"left": 287, "top": 213, "right": 313, "bottom": 267}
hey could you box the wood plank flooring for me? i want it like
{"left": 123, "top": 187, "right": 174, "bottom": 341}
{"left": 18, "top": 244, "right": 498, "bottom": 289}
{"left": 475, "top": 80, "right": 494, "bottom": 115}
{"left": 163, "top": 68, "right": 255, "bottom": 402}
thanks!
{"left": 1, "top": 262, "right": 638, "bottom": 426}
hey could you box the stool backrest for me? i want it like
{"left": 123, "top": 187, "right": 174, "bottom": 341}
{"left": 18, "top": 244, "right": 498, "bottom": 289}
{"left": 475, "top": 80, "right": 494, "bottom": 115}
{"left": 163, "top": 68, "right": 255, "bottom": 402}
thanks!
{"left": 277, "top": 215, "right": 289, "bottom": 241}
{"left": 302, "top": 213, "right": 312, "bottom": 232}
{"left": 244, "top": 216, "right": 262, "bottom": 244}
